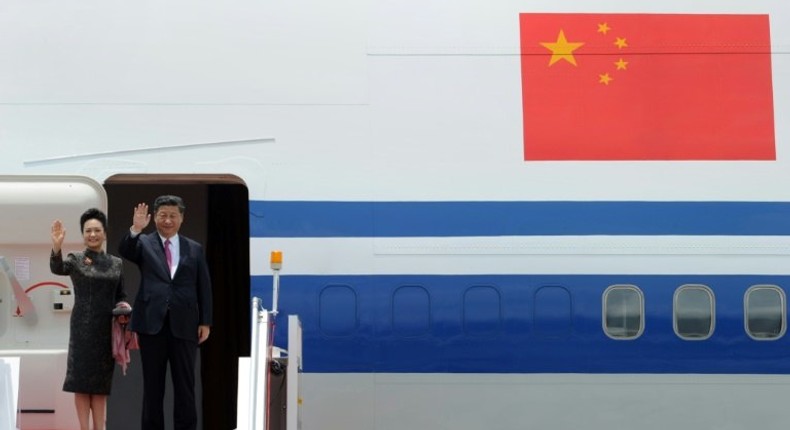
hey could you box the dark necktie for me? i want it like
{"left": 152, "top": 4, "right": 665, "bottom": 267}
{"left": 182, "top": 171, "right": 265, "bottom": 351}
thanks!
{"left": 164, "top": 239, "right": 173, "bottom": 272}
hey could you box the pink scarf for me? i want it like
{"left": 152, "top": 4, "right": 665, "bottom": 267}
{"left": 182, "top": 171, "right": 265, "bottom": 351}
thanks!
{"left": 111, "top": 302, "right": 139, "bottom": 375}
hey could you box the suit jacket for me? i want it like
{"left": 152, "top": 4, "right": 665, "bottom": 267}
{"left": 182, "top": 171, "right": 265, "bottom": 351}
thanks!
{"left": 118, "top": 231, "right": 213, "bottom": 341}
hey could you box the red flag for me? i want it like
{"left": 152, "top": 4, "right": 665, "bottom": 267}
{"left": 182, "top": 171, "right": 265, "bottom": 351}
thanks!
{"left": 519, "top": 13, "right": 776, "bottom": 161}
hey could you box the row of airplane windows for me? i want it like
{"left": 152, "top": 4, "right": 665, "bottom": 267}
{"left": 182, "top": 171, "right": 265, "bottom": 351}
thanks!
{"left": 605, "top": 284, "right": 785, "bottom": 341}
{"left": 315, "top": 283, "right": 786, "bottom": 338}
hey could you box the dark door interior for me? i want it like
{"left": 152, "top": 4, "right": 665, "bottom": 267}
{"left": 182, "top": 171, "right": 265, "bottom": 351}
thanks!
{"left": 104, "top": 174, "right": 250, "bottom": 430}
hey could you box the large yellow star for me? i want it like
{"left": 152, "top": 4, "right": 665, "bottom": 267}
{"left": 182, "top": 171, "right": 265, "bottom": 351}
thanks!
{"left": 540, "top": 30, "right": 584, "bottom": 66}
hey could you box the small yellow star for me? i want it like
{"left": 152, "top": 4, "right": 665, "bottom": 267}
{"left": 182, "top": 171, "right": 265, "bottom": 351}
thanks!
{"left": 540, "top": 30, "right": 585, "bottom": 66}
{"left": 597, "top": 23, "right": 611, "bottom": 35}
{"left": 614, "top": 37, "right": 628, "bottom": 49}
{"left": 614, "top": 58, "right": 628, "bottom": 70}
{"left": 599, "top": 73, "right": 613, "bottom": 85}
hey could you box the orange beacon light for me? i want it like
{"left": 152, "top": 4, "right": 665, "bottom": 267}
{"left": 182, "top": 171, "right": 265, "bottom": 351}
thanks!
{"left": 270, "top": 251, "right": 283, "bottom": 270}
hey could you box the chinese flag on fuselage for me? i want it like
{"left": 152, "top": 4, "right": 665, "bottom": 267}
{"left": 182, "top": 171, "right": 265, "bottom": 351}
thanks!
{"left": 520, "top": 13, "right": 776, "bottom": 161}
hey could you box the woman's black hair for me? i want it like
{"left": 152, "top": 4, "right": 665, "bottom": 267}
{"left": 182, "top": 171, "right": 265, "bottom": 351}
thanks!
{"left": 80, "top": 208, "right": 107, "bottom": 232}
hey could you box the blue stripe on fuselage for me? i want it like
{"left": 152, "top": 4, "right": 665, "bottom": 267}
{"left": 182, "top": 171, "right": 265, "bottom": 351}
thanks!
{"left": 254, "top": 274, "right": 790, "bottom": 374}
{"left": 249, "top": 201, "right": 790, "bottom": 237}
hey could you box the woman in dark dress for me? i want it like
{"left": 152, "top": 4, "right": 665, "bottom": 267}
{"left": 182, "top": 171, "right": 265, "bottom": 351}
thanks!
{"left": 50, "top": 208, "right": 128, "bottom": 430}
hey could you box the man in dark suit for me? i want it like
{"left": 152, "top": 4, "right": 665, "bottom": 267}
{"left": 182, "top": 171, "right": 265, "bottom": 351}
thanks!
{"left": 118, "top": 195, "right": 213, "bottom": 430}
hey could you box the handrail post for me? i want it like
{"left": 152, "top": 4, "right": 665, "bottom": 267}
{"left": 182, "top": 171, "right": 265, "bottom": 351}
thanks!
{"left": 249, "top": 297, "right": 262, "bottom": 429}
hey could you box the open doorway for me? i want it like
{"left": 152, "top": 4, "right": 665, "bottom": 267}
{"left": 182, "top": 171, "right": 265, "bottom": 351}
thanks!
{"left": 104, "top": 174, "right": 250, "bottom": 430}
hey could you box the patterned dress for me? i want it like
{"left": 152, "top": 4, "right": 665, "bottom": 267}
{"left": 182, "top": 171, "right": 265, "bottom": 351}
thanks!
{"left": 50, "top": 249, "right": 126, "bottom": 394}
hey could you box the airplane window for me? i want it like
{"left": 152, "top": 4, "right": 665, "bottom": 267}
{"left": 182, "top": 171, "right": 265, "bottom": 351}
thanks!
{"left": 393, "top": 285, "right": 431, "bottom": 337}
{"left": 745, "top": 285, "right": 786, "bottom": 340}
{"left": 534, "top": 286, "right": 572, "bottom": 339}
{"left": 603, "top": 285, "right": 644, "bottom": 339}
{"left": 674, "top": 284, "right": 714, "bottom": 340}
{"left": 319, "top": 284, "right": 358, "bottom": 336}
{"left": 463, "top": 285, "right": 502, "bottom": 336}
